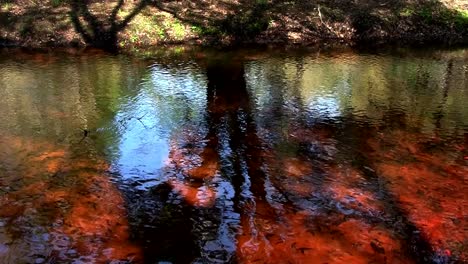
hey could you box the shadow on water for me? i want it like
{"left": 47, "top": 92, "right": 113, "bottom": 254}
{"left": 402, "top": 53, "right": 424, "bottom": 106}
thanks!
{"left": 218, "top": 58, "right": 435, "bottom": 263}
{"left": 0, "top": 52, "right": 149, "bottom": 263}
{"left": 121, "top": 56, "right": 273, "bottom": 263}
{"left": 0, "top": 135, "right": 142, "bottom": 263}
{"left": 0, "top": 48, "right": 466, "bottom": 263}
{"left": 127, "top": 53, "right": 465, "bottom": 263}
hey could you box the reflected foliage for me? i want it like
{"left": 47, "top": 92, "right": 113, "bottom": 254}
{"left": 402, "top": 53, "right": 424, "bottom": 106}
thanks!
{"left": 0, "top": 52, "right": 146, "bottom": 262}
{"left": 0, "top": 48, "right": 467, "bottom": 263}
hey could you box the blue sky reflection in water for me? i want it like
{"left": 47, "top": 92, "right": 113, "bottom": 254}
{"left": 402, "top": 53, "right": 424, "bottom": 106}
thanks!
{"left": 111, "top": 63, "right": 207, "bottom": 189}
{"left": 0, "top": 48, "right": 466, "bottom": 263}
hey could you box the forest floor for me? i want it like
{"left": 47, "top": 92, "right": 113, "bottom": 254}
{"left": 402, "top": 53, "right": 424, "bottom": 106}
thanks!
{"left": 0, "top": 0, "right": 467, "bottom": 51}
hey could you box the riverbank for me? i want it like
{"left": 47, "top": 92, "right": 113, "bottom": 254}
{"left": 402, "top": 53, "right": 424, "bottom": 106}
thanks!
{"left": 1, "top": 0, "right": 467, "bottom": 51}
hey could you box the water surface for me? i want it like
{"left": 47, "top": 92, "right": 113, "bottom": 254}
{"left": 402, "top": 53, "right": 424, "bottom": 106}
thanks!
{"left": 0, "top": 48, "right": 467, "bottom": 263}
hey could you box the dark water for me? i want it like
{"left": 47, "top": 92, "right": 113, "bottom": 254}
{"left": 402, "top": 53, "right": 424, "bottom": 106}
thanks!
{"left": 0, "top": 48, "right": 466, "bottom": 264}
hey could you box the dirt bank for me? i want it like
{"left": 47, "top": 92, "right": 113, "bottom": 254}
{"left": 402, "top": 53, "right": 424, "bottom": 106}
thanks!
{"left": 1, "top": 0, "right": 467, "bottom": 51}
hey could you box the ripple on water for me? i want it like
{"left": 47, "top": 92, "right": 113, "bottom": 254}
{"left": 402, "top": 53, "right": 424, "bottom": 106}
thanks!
{"left": 0, "top": 48, "right": 466, "bottom": 263}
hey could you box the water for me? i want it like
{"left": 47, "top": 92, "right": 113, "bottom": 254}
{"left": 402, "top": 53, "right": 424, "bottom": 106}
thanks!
{"left": 0, "top": 48, "right": 466, "bottom": 263}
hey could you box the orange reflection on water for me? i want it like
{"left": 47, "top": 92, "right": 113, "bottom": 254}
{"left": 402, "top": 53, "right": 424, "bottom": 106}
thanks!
{"left": 367, "top": 130, "right": 467, "bottom": 260}
{"left": 0, "top": 135, "right": 141, "bottom": 263}
{"left": 168, "top": 180, "right": 216, "bottom": 207}
{"left": 283, "top": 158, "right": 313, "bottom": 178}
{"left": 236, "top": 201, "right": 410, "bottom": 264}
{"left": 162, "top": 130, "right": 219, "bottom": 208}
{"left": 235, "top": 144, "right": 409, "bottom": 263}
{"left": 327, "top": 166, "right": 385, "bottom": 215}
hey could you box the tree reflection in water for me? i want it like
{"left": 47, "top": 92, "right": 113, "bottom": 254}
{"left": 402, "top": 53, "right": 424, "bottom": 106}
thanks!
{"left": 152, "top": 56, "right": 465, "bottom": 263}
{"left": 0, "top": 50, "right": 466, "bottom": 263}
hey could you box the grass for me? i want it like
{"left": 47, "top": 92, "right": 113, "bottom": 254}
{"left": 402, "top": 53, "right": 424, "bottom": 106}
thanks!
{"left": 397, "top": 2, "right": 468, "bottom": 32}
{"left": 454, "top": 9, "right": 468, "bottom": 25}
{"left": 400, "top": 8, "right": 415, "bottom": 17}
{"left": 1, "top": 3, "right": 12, "bottom": 10}
{"left": 413, "top": 3, "right": 468, "bottom": 29}
{"left": 119, "top": 9, "right": 196, "bottom": 48}
{"left": 168, "top": 20, "right": 186, "bottom": 40}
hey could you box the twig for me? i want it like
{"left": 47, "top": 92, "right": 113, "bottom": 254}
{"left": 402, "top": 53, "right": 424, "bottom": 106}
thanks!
{"left": 318, "top": 4, "right": 324, "bottom": 24}
{"left": 78, "top": 128, "right": 89, "bottom": 143}
{"left": 317, "top": 5, "right": 339, "bottom": 37}
{"left": 135, "top": 117, "right": 148, "bottom": 129}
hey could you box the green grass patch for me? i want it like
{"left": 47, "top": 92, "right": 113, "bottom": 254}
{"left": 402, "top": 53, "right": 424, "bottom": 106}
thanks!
{"left": 163, "top": 19, "right": 187, "bottom": 40}
{"left": 408, "top": 2, "right": 468, "bottom": 29}
{"left": 190, "top": 25, "right": 220, "bottom": 36}
{"left": 120, "top": 10, "right": 196, "bottom": 47}
{"left": 454, "top": 9, "right": 468, "bottom": 25}
{"left": 172, "top": 21, "right": 186, "bottom": 39}
{"left": 1, "top": 3, "right": 13, "bottom": 11}
{"left": 400, "top": 7, "right": 415, "bottom": 17}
